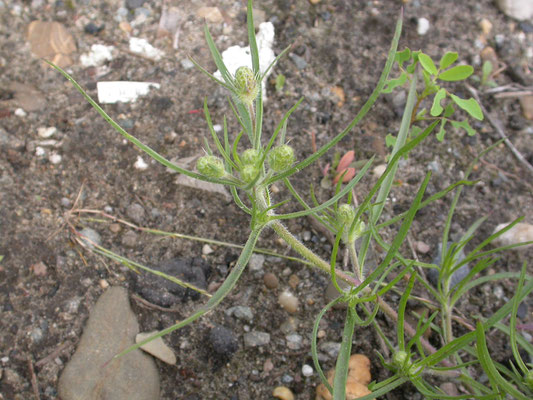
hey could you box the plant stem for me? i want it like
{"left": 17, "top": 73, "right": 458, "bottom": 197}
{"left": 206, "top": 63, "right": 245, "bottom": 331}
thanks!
{"left": 348, "top": 241, "right": 363, "bottom": 281}
{"left": 270, "top": 220, "right": 360, "bottom": 286}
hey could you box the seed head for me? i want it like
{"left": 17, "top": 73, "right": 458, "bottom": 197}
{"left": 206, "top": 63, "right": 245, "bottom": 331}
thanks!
{"left": 234, "top": 66, "right": 260, "bottom": 106}
{"left": 196, "top": 155, "right": 225, "bottom": 178}
{"left": 240, "top": 164, "right": 260, "bottom": 184}
{"left": 241, "top": 148, "right": 260, "bottom": 166}
{"left": 268, "top": 144, "right": 295, "bottom": 172}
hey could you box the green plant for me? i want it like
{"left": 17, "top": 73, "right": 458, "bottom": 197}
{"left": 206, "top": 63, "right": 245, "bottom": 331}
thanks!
{"left": 51, "top": 1, "right": 533, "bottom": 398}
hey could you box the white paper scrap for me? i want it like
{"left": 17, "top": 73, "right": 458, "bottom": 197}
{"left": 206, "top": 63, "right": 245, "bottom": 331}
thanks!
{"left": 97, "top": 81, "right": 160, "bottom": 104}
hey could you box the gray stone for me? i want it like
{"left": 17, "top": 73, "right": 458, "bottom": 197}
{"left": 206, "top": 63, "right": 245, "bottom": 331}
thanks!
{"left": 79, "top": 227, "right": 101, "bottom": 249}
{"left": 121, "top": 231, "right": 139, "bottom": 248}
{"left": 243, "top": 331, "right": 270, "bottom": 347}
{"left": 58, "top": 287, "right": 159, "bottom": 400}
{"left": 126, "top": 0, "right": 146, "bottom": 10}
{"left": 289, "top": 53, "right": 307, "bottom": 69}
{"left": 226, "top": 306, "right": 254, "bottom": 322}
{"left": 126, "top": 203, "right": 145, "bottom": 224}
{"left": 248, "top": 254, "right": 265, "bottom": 272}
{"left": 320, "top": 341, "right": 341, "bottom": 359}
{"left": 209, "top": 325, "right": 238, "bottom": 357}
{"left": 286, "top": 333, "right": 303, "bottom": 350}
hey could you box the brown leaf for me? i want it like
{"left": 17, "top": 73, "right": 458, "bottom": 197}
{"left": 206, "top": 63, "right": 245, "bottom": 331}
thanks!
{"left": 27, "top": 21, "right": 76, "bottom": 67}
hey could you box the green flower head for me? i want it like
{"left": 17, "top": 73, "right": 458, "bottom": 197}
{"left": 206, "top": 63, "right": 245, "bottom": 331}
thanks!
{"left": 267, "top": 144, "right": 295, "bottom": 172}
{"left": 196, "top": 155, "right": 225, "bottom": 178}
{"left": 234, "top": 66, "right": 260, "bottom": 106}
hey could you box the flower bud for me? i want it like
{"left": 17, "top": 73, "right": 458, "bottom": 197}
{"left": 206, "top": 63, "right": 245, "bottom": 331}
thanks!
{"left": 240, "top": 164, "right": 260, "bottom": 184}
{"left": 241, "top": 148, "right": 260, "bottom": 165}
{"left": 393, "top": 351, "right": 409, "bottom": 368}
{"left": 196, "top": 155, "right": 225, "bottom": 178}
{"left": 337, "top": 204, "right": 355, "bottom": 226}
{"left": 234, "top": 66, "right": 259, "bottom": 105}
{"left": 268, "top": 145, "right": 295, "bottom": 172}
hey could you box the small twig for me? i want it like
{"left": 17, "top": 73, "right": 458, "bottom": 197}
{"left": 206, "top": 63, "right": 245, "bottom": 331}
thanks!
{"left": 131, "top": 293, "right": 183, "bottom": 313}
{"left": 36, "top": 341, "right": 72, "bottom": 367}
{"left": 27, "top": 356, "right": 41, "bottom": 400}
{"left": 466, "top": 84, "right": 533, "bottom": 176}
{"left": 493, "top": 90, "right": 533, "bottom": 99}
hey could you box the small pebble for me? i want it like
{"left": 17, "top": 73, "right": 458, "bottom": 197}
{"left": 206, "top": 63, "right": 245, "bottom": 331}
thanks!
{"left": 415, "top": 241, "right": 430, "bottom": 254}
{"left": 180, "top": 59, "right": 194, "bottom": 70}
{"left": 209, "top": 325, "right": 238, "bottom": 357}
{"left": 134, "top": 156, "right": 148, "bottom": 170}
{"left": 49, "top": 152, "right": 62, "bottom": 164}
{"left": 279, "top": 291, "right": 299, "bottom": 313}
{"left": 280, "top": 317, "right": 299, "bottom": 335}
{"left": 493, "top": 285, "right": 504, "bottom": 299}
{"left": 417, "top": 17, "right": 430, "bottom": 35}
{"left": 263, "top": 272, "right": 279, "bottom": 289}
{"left": 263, "top": 358, "right": 274, "bottom": 372}
{"left": 372, "top": 164, "right": 386, "bottom": 178}
{"left": 281, "top": 374, "right": 294, "bottom": 384}
{"left": 289, "top": 53, "right": 307, "bottom": 69}
{"left": 99, "top": 279, "right": 109, "bottom": 289}
{"left": 288, "top": 274, "right": 299, "bottom": 289}
{"left": 31, "top": 261, "right": 47, "bottom": 276}
{"left": 37, "top": 126, "right": 57, "bottom": 138}
{"left": 248, "top": 254, "right": 265, "bottom": 272}
{"left": 302, "top": 364, "right": 313, "bottom": 377}
{"left": 109, "top": 223, "right": 121, "bottom": 233}
{"left": 202, "top": 244, "right": 214, "bottom": 255}
{"left": 479, "top": 18, "right": 492, "bottom": 36}
{"left": 84, "top": 22, "right": 104, "bottom": 35}
{"left": 273, "top": 386, "right": 294, "bottom": 400}
{"left": 286, "top": 333, "right": 303, "bottom": 350}
{"left": 243, "top": 331, "right": 270, "bottom": 347}
{"left": 14, "top": 108, "right": 27, "bottom": 117}
{"left": 126, "top": 203, "right": 145, "bottom": 224}
{"left": 493, "top": 222, "right": 533, "bottom": 249}
{"left": 60, "top": 197, "right": 72, "bottom": 208}
{"left": 79, "top": 227, "right": 102, "bottom": 249}
{"left": 225, "top": 306, "right": 253, "bottom": 322}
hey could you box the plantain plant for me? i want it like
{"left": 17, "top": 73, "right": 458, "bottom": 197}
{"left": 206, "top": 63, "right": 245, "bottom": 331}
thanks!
{"left": 51, "top": 1, "right": 533, "bottom": 398}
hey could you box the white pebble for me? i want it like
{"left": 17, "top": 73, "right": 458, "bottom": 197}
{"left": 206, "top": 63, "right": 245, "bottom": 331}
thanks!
{"left": 302, "top": 364, "right": 313, "bottom": 377}
{"left": 278, "top": 291, "right": 299, "bottom": 313}
{"left": 417, "top": 17, "right": 430, "bottom": 35}
{"left": 493, "top": 222, "right": 533, "bottom": 249}
{"left": 14, "top": 108, "right": 27, "bottom": 117}
{"left": 37, "top": 126, "right": 57, "bottom": 138}
{"left": 49, "top": 152, "right": 62, "bottom": 164}
{"left": 213, "top": 124, "right": 222, "bottom": 132}
{"left": 35, "top": 146, "right": 46, "bottom": 157}
{"left": 202, "top": 244, "right": 214, "bottom": 255}
{"left": 372, "top": 164, "right": 387, "bottom": 178}
{"left": 134, "top": 156, "right": 148, "bottom": 170}
{"left": 129, "top": 37, "right": 164, "bottom": 61}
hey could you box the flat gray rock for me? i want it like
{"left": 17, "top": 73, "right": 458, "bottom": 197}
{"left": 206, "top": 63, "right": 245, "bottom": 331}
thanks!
{"left": 58, "top": 286, "right": 159, "bottom": 400}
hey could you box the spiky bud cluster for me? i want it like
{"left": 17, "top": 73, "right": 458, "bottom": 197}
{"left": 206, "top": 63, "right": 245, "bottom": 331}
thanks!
{"left": 234, "top": 66, "right": 259, "bottom": 106}
{"left": 241, "top": 148, "right": 260, "bottom": 166}
{"left": 268, "top": 145, "right": 295, "bottom": 172}
{"left": 337, "top": 204, "right": 356, "bottom": 226}
{"left": 393, "top": 351, "right": 422, "bottom": 377}
{"left": 240, "top": 164, "right": 260, "bottom": 184}
{"left": 196, "top": 155, "right": 225, "bottom": 178}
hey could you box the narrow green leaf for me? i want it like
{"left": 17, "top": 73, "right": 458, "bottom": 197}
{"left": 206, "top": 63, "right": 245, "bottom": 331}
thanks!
{"left": 418, "top": 52, "right": 438, "bottom": 75}
{"left": 247, "top": 0, "right": 260, "bottom": 74}
{"left": 333, "top": 308, "right": 356, "bottom": 400}
{"left": 476, "top": 322, "right": 529, "bottom": 399}
{"left": 439, "top": 51, "right": 458, "bottom": 69}
{"left": 430, "top": 88, "right": 447, "bottom": 116}
{"left": 438, "top": 65, "right": 474, "bottom": 81}
{"left": 450, "top": 94, "right": 483, "bottom": 120}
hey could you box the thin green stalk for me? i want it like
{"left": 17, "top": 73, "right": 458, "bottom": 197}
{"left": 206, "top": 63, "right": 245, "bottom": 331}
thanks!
{"left": 348, "top": 241, "right": 363, "bottom": 281}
